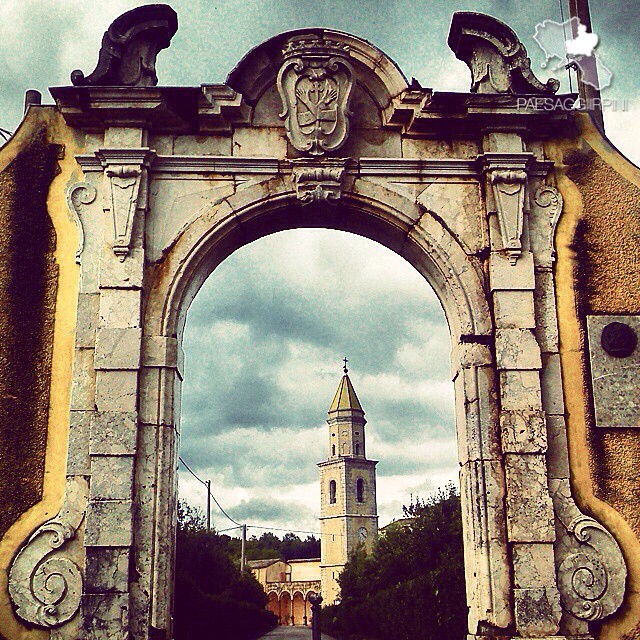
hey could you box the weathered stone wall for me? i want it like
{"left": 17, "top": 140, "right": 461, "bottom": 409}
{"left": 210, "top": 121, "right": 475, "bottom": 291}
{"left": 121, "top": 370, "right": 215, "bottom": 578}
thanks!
{"left": 0, "top": 128, "right": 59, "bottom": 539}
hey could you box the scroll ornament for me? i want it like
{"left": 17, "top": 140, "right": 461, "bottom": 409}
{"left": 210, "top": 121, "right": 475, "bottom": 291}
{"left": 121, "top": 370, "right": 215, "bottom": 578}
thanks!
{"left": 533, "top": 184, "right": 564, "bottom": 257}
{"left": 66, "top": 181, "right": 97, "bottom": 264}
{"left": 551, "top": 479, "right": 626, "bottom": 621}
{"left": 9, "top": 477, "right": 88, "bottom": 628}
{"left": 277, "top": 35, "right": 355, "bottom": 156}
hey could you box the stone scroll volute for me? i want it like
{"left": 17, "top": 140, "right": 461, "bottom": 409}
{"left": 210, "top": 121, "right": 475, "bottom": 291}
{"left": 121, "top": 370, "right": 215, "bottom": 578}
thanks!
{"left": 551, "top": 479, "right": 626, "bottom": 622}
{"left": 9, "top": 477, "right": 88, "bottom": 628}
{"left": 277, "top": 35, "right": 355, "bottom": 156}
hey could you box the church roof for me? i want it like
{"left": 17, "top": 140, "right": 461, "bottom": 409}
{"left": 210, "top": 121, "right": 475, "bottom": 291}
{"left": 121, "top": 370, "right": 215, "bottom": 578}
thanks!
{"left": 329, "top": 373, "right": 363, "bottom": 413}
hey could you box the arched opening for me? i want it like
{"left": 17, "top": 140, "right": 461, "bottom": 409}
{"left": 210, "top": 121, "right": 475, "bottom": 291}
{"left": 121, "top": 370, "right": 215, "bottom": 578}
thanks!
{"left": 292, "top": 591, "right": 305, "bottom": 625}
{"left": 280, "top": 592, "right": 292, "bottom": 626}
{"left": 267, "top": 592, "right": 279, "bottom": 621}
{"left": 329, "top": 480, "right": 337, "bottom": 505}
{"left": 356, "top": 478, "right": 365, "bottom": 503}
{"left": 139, "top": 188, "right": 503, "bottom": 639}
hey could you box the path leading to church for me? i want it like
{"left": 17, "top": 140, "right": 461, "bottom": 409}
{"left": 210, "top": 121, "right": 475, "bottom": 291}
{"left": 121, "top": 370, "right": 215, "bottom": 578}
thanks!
{"left": 257, "top": 626, "right": 338, "bottom": 640}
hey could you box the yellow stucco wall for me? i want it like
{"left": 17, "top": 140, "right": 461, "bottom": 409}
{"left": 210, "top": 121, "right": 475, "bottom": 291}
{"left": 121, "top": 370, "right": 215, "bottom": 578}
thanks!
{"left": 551, "top": 113, "right": 640, "bottom": 640}
{"left": 0, "top": 108, "right": 80, "bottom": 640}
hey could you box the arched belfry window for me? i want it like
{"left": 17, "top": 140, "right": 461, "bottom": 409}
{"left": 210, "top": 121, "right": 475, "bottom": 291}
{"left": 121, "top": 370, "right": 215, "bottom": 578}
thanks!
{"left": 356, "top": 478, "right": 365, "bottom": 503}
{"left": 329, "top": 480, "right": 337, "bottom": 504}
{"left": 355, "top": 443, "right": 360, "bottom": 455}
{"left": 332, "top": 444, "right": 336, "bottom": 456}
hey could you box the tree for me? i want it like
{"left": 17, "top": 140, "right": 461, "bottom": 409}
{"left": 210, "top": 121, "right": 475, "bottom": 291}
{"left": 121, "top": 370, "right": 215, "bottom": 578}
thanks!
{"left": 322, "top": 484, "right": 466, "bottom": 640}
{"left": 173, "top": 501, "right": 277, "bottom": 640}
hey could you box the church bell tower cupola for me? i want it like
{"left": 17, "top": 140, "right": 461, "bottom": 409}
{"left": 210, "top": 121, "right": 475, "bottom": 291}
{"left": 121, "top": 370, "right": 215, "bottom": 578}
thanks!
{"left": 318, "top": 359, "right": 378, "bottom": 604}
{"left": 327, "top": 358, "right": 367, "bottom": 459}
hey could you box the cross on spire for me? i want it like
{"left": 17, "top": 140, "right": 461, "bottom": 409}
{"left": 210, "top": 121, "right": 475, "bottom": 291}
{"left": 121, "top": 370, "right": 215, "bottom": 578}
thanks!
{"left": 343, "top": 356, "right": 348, "bottom": 374}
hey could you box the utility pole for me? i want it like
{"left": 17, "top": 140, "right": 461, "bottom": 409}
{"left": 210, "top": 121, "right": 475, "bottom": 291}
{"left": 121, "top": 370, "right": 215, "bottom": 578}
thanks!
{"left": 206, "top": 480, "right": 211, "bottom": 532}
{"left": 240, "top": 524, "right": 247, "bottom": 571}
{"left": 567, "top": 0, "right": 605, "bottom": 133}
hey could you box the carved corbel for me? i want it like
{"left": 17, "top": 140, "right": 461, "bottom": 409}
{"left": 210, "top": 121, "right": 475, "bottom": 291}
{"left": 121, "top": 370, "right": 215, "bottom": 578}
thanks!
{"left": 9, "top": 477, "right": 89, "bottom": 628}
{"left": 550, "top": 479, "right": 626, "bottom": 622}
{"left": 489, "top": 169, "right": 527, "bottom": 264}
{"left": 66, "top": 182, "right": 97, "bottom": 264}
{"left": 97, "top": 149, "right": 156, "bottom": 260}
{"left": 291, "top": 159, "right": 351, "bottom": 204}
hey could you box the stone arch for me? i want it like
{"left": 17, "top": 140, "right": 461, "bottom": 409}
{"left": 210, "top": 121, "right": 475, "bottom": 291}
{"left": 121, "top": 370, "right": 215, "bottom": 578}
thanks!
{"left": 137, "top": 178, "right": 501, "bottom": 635}
{"left": 292, "top": 591, "right": 306, "bottom": 626}
{"left": 267, "top": 591, "right": 280, "bottom": 621}
{"left": 280, "top": 591, "right": 292, "bottom": 626}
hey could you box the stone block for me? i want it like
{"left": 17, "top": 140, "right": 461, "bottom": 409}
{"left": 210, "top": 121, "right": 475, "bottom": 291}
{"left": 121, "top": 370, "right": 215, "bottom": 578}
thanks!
{"left": 586, "top": 314, "right": 640, "bottom": 427}
{"left": 85, "top": 500, "right": 133, "bottom": 547}
{"left": 541, "top": 353, "right": 564, "bottom": 415}
{"left": 512, "top": 543, "right": 556, "bottom": 588}
{"left": 233, "top": 126, "right": 287, "bottom": 157}
{"left": 489, "top": 251, "right": 535, "bottom": 291}
{"left": 98, "top": 245, "right": 144, "bottom": 289}
{"left": 513, "top": 587, "right": 561, "bottom": 637}
{"left": 95, "top": 328, "right": 143, "bottom": 370}
{"left": 173, "top": 134, "right": 231, "bottom": 155}
{"left": 70, "top": 348, "right": 97, "bottom": 411}
{"left": 104, "top": 127, "right": 143, "bottom": 147}
{"left": 85, "top": 547, "right": 130, "bottom": 593}
{"left": 90, "top": 411, "right": 138, "bottom": 456}
{"left": 505, "top": 454, "right": 555, "bottom": 543}
{"left": 499, "top": 370, "right": 541, "bottom": 411}
{"left": 141, "top": 336, "right": 180, "bottom": 370}
{"left": 90, "top": 456, "right": 134, "bottom": 500}
{"left": 500, "top": 410, "right": 547, "bottom": 454}
{"left": 495, "top": 328, "right": 542, "bottom": 370}
{"left": 451, "top": 342, "right": 492, "bottom": 371}
{"left": 460, "top": 459, "right": 512, "bottom": 631}
{"left": 95, "top": 370, "right": 139, "bottom": 413}
{"left": 68, "top": 410, "right": 91, "bottom": 475}
{"left": 455, "top": 365, "right": 500, "bottom": 462}
{"left": 493, "top": 290, "right": 535, "bottom": 328}
{"left": 99, "top": 289, "right": 141, "bottom": 328}
{"left": 534, "top": 269, "right": 559, "bottom": 353}
{"left": 138, "top": 367, "right": 179, "bottom": 426}
{"left": 545, "top": 415, "right": 570, "bottom": 479}
{"left": 82, "top": 592, "right": 129, "bottom": 639}
{"left": 76, "top": 293, "right": 100, "bottom": 348}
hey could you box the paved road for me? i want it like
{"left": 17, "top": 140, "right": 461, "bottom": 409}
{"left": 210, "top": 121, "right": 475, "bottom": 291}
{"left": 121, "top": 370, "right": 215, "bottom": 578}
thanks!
{"left": 257, "top": 626, "right": 338, "bottom": 640}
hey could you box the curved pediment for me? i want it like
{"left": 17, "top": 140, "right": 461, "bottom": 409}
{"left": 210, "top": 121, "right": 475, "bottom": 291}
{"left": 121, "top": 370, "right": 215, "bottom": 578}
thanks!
{"left": 226, "top": 28, "right": 409, "bottom": 111}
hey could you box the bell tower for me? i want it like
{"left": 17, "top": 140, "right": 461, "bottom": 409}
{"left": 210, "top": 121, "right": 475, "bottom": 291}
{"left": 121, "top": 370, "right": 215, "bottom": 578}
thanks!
{"left": 318, "top": 360, "right": 378, "bottom": 604}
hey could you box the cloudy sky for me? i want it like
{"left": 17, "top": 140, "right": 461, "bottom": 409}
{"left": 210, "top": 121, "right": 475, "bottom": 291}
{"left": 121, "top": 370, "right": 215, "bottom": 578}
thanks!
{"left": 2, "top": 1, "right": 638, "bottom": 537}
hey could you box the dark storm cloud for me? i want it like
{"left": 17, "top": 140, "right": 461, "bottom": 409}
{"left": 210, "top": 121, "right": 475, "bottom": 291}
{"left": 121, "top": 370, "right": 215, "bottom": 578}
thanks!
{"left": 229, "top": 497, "right": 314, "bottom": 525}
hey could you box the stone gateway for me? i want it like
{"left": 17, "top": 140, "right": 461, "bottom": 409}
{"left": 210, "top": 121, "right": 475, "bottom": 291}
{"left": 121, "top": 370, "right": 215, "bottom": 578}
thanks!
{"left": 0, "top": 5, "right": 639, "bottom": 640}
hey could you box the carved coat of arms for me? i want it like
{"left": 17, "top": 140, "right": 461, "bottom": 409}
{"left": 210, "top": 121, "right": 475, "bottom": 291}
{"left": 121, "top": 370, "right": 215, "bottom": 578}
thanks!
{"left": 277, "top": 36, "right": 355, "bottom": 156}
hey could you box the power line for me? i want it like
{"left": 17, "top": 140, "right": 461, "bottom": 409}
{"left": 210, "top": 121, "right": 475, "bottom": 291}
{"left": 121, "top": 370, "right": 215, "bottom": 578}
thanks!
{"left": 0, "top": 127, "right": 12, "bottom": 142}
{"left": 248, "top": 525, "right": 321, "bottom": 536}
{"left": 178, "top": 456, "right": 241, "bottom": 527}
{"left": 178, "top": 456, "right": 323, "bottom": 537}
